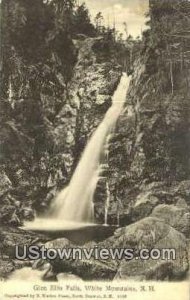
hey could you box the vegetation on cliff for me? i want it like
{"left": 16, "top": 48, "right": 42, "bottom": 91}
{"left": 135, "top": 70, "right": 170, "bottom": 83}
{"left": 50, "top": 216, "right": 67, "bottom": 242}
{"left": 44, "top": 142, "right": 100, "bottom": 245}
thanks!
{"left": 102, "top": 0, "right": 190, "bottom": 226}
{"left": 0, "top": 0, "right": 190, "bottom": 282}
{"left": 0, "top": 0, "right": 129, "bottom": 225}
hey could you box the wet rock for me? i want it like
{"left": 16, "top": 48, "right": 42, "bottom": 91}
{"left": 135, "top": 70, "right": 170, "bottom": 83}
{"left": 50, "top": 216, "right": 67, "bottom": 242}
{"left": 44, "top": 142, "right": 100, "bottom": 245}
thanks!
{"left": 42, "top": 266, "right": 57, "bottom": 282}
{"left": 9, "top": 211, "right": 21, "bottom": 226}
{"left": 174, "top": 181, "right": 190, "bottom": 205}
{"left": 45, "top": 238, "right": 74, "bottom": 249}
{"left": 0, "top": 227, "right": 50, "bottom": 279}
{"left": 44, "top": 238, "right": 116, "bottom": 280}
{"left": 0, "top": 226, "right": 49, "bottom": 257}
{"left": 83, "top": 241, "right": 97, "bottom": 248}
{"left": 0, "top": 205, "right": 17, "bottom": 222}
{"left": 151, "top": 205, "right": 190, "bottom": 237}
{"left": 53, "top": 258, "right": 116, "bottom": 281}
{"left": 140, "top": 182, "right": 175, "bottom": 204}
{"left": 131, "top": 192, "right": 159, "bottom": 221}
{"left": 175, "top": 197, "right": 188, "bottom": 208}
{"left": 115, "top": 260, "right": 174, "bottom": 281}
{"left": 32, "top": 260, "right": 59, "bottom": 281}
{"left": 96, "top": 95, "right": 111, "bottom": 106}
{"left": 32, "top": 259, "right": 49, "bottom": 271}
{"left": 103, "top": 217, "right": 189, "bottom": 281}
{"left": 21, "top": 207, "right": 35, "bottom": 221}
{"left": 0, "top": 171, "right": 12, "bottom": 197}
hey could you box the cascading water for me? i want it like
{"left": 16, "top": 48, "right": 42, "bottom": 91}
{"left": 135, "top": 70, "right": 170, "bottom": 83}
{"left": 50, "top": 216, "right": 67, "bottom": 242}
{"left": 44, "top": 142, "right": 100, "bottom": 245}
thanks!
{"left": 104, "top": 182, "right": 111, "bottom": 226}
{"left": 25, "top": 73, "right": 130, "bottom": 230}
{"left": 8, "top": 80, "right": 14, "bottom": 108}
{"left": 50, "top": 72, "right": 131, "bottom": 222}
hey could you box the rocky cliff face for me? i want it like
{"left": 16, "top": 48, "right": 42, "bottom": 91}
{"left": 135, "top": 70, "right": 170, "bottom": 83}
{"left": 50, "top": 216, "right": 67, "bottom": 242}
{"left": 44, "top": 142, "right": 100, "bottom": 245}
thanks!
{"left": 1, "top": 0, "right": 190, "bottom": 283}
{"left": 0, "top": 0, "right": 121, "bottom": 225}
{"left": 96, "top": 0, "right": 190, "bottom": 226}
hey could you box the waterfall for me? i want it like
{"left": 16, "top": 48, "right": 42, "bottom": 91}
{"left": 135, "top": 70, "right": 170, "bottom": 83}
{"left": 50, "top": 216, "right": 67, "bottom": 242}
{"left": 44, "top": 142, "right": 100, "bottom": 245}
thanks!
{"left": 8, "top": 79, "right": 14, "bottom": 108}
{"left": 50, "top": 72, "right": 131, "bottom": 223}
{"left": 104, "top": 182, "right": 111, "bottom": 226}
{"left": 24, "top": 73, "right": 130, "bottom": 230}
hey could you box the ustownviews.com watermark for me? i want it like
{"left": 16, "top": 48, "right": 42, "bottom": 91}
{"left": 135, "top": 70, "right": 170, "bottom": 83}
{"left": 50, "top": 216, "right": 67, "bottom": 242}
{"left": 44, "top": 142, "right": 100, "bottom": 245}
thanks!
{"left": 15, "top": 246, "right": 176, "bottom": 261}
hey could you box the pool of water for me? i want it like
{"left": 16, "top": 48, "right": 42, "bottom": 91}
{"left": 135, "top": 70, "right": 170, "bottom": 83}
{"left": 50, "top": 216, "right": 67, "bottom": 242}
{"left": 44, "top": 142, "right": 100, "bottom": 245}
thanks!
{"left": 22, "top": 219, "right": 117, "bottom": 245}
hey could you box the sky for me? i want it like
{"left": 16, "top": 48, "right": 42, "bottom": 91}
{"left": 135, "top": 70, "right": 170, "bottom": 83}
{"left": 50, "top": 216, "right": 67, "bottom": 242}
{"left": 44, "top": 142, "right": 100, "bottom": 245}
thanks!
{"left": 84, "top": 0, "right": 149, "bottom": 37}
{"left": 0, "top": 0, "right": 148, "bottom": 37}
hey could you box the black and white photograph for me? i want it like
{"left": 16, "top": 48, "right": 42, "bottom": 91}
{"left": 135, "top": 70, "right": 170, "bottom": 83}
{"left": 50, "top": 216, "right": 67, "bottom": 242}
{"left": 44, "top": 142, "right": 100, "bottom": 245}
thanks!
{"left": 0, "top": 0, "right": 190, "bottom": 297}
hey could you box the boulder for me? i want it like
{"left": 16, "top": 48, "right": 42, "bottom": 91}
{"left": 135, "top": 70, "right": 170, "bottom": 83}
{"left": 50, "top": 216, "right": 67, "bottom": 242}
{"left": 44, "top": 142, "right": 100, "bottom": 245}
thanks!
{"left": 151, "top": 205, "right": 190, "bottom": 237}
{"left": 21, "top": 207, "right": 35, "bottom": 221}
{"left": 115, "top": 259, "right": 175, "bottom": 281}
{"left": 0, "top": 226, "right": 49, "bottom": 257}
{"left": 104, "top": 217, "right": 189, "bottom": 281}
{"left": 174, "top": 181, "right": 190, "bottom": 205}
{"left": 175, "top": 197, "right": 188, "bottom": 208}
{"left": 131, "top": 192, "right": 159, "bottom": 221}
{"left": 44, "top": 238, "right": 116, "bottom": 280}
{"left": 96, "top": 94, "right": 111, "bottom": 106}
{"left": 45, "top": 238, "right": 74, "bottom": 249}
{"left": 0, "top": 171, "right": 12, "bottom": 197}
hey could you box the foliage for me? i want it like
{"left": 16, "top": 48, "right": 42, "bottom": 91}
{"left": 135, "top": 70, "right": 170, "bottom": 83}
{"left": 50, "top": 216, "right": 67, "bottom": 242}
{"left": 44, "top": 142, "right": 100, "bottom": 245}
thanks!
{"left": 72, "top": 3, "right": 96, "bottom": 37}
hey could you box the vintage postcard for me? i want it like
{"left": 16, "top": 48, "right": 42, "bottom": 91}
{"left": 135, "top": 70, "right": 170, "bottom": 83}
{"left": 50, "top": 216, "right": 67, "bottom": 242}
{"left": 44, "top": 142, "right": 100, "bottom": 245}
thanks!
{"left": 0, "top": 0, "right": 189, "bottom": 299}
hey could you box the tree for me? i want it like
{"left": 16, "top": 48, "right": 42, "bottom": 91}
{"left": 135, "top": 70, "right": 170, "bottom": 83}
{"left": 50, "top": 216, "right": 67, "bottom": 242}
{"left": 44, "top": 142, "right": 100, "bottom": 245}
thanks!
{"left": 94, "top": 12, "right": 104, "bottom": 31}
{"left": 123, "top": 22, "right": 128, "bottom": 39}
{"left": 72, "top": 3, "right": 95, "bottom": 36}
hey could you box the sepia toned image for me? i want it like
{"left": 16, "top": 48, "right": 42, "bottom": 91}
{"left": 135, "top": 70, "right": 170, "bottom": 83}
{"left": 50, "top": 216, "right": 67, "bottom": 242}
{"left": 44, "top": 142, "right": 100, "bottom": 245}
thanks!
{"left": 0, "top": 0, "right": 190, "bottom": 298}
